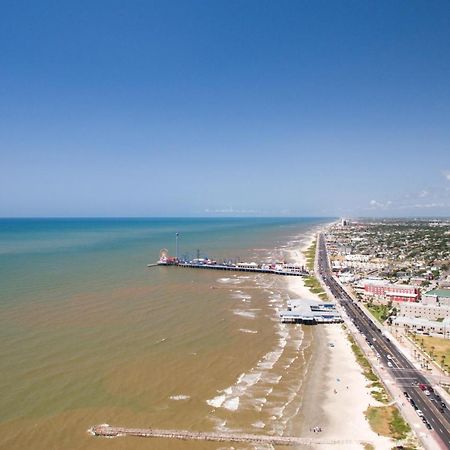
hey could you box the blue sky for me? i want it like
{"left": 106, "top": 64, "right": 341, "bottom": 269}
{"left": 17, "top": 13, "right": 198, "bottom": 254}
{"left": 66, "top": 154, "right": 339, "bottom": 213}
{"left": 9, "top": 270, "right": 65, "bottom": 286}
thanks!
{"left": 1, "top": 0, "right": 449, "bottom": 217}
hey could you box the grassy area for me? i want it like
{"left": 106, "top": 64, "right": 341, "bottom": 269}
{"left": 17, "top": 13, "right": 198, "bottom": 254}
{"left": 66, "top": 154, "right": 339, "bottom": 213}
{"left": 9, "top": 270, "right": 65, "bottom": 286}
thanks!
{"left": 365, "top": 304, "right": 389, "bottom": 324}
{"left": 413, "top": 334, "right": 450, "bottom": 370}
{"left": 304, "top": 276, "right": 322, "bottom": 293}
{"left": 347, "top": 334, "right": 389, "bottom": 402}
{"left": 302, "top": 239, "right": 328, "bottom": 300}
{"left": 365, "top": 405, "right": 411, "bottom": 441}
{"left": 348, "top": 334, "right": 413, "bottom": 444}
{"left": 304, "top": 240, "right": 316, "bottom": 271}
{"left": 303, "top": 275, "right": 328, "bottom": 300}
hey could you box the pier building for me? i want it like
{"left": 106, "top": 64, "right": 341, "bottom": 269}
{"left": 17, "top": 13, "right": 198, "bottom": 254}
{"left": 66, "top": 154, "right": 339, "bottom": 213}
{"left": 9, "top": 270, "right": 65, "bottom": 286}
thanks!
{"left": 280, "top": 299, "right": 343, "bottom": 324}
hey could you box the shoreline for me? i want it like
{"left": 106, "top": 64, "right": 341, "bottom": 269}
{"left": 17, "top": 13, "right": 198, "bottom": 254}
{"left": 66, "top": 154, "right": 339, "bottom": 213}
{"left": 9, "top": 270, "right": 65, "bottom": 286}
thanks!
{"left": 284, "top": 225, "right": 393, "bottom": 449}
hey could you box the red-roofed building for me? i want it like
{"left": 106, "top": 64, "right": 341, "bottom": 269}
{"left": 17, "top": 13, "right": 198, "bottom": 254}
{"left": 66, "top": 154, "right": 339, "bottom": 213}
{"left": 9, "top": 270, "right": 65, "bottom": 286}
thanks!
{"left": 364, "top": 282, "right": 420, "bottom": 303}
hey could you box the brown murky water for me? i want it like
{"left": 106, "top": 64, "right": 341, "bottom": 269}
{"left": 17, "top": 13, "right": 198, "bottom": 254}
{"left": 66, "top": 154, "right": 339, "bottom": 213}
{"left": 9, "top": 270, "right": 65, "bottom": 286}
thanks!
{"left": 0, "top": 218, "right": 325, "bottom": 449}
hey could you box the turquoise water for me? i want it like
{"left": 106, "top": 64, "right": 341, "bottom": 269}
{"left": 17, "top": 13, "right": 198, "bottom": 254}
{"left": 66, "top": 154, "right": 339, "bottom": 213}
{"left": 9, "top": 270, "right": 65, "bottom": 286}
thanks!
{"left": 0, "top": 218, "right": 327, "bottom": 304}
{"left": 0, "top": 217, "right": 331, "bottom": 450}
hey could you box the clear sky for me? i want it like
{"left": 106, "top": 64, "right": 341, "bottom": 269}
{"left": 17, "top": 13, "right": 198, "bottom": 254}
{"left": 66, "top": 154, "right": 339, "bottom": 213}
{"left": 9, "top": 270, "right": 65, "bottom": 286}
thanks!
{"left": 1, "top": 0, "right": 450, "bottom": 217}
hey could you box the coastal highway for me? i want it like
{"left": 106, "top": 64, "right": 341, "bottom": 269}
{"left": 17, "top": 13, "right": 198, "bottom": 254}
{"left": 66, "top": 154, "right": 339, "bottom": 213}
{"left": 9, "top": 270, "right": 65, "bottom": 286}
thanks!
{"left": 317, "top": 233, "right": 450, "bottom": 449}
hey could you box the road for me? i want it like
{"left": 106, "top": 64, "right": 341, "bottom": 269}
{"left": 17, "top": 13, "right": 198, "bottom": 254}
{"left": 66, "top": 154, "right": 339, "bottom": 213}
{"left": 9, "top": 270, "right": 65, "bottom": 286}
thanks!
{"left": 317, "top": 233, "right": 450, "bottom": 449}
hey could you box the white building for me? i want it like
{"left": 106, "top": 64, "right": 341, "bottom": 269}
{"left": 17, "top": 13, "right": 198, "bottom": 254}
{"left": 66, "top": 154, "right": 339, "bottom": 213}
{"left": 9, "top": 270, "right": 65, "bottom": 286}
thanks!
{"left": 398, "top": 302, "right": 450, "bottom": 321}
{"left": 345, "top": 254, "right": 370, "bottom": 262}
{"left": 422, "top": 289, "right": 450, "bottom": 307}
{"left": 393, "top": 316, "right": 450, "bottom": 339}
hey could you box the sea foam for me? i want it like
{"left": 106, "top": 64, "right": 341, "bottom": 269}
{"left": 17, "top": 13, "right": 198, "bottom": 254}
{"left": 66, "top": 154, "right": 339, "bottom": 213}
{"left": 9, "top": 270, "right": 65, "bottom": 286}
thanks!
{"left": 223, "top": 396, "right": 240, "bottom": 411}
{"left": 207, "top": 394, "right": 226, "bottom": 408}
{"left": 233, "top": 310, "right": 256, "bottom": 319}
{"left": 169, "top": 394, "right": 190, "bottom": 401}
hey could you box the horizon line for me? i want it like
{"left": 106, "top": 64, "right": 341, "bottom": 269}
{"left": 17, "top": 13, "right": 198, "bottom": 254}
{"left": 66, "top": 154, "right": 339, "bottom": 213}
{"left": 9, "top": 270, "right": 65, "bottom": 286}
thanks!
{"left": 0, "top": 215, "right": 449, "bottom": 220}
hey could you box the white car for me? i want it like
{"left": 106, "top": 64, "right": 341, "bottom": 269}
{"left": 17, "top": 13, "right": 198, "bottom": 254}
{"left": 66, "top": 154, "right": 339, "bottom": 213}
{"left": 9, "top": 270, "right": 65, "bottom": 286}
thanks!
{"left": 416, "top": 409, "right": 424, "bottom": 417}
{"left": 387, "top": 361, "right": 393, "bottom": 368}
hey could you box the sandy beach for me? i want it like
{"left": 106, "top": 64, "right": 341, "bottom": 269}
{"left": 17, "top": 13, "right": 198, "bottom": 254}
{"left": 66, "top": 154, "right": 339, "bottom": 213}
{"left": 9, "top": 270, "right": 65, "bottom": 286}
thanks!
{"left": 286, "top": 228, "right": 393, "bottom": 449}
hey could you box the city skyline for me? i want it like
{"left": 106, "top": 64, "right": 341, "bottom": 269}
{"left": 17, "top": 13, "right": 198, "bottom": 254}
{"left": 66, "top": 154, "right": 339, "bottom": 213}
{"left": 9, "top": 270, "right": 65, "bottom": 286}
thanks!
{"left": 1, "top": 1, "right": 450, "bottom": 218}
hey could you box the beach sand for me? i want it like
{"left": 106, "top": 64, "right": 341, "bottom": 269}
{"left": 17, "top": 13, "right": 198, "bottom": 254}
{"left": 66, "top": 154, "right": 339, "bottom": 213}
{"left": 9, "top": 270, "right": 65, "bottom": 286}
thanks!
{"left": 285, "top": 230, "right": 393, "bottom": 449}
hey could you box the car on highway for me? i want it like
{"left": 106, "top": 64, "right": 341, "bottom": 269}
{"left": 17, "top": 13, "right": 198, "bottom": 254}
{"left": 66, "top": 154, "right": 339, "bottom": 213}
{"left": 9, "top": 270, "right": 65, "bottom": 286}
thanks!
{"left": 416, "top": 409, "right": 424, "bottom": 417}
{"left": 387, "top": 361, "right": 393, "bottom": 368}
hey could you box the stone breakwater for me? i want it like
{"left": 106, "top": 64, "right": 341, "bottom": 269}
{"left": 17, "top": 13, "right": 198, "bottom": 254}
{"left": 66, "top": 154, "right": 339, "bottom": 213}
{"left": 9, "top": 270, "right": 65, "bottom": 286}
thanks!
{"left": 88, "top": 424, "right": 371, "bottom": 447}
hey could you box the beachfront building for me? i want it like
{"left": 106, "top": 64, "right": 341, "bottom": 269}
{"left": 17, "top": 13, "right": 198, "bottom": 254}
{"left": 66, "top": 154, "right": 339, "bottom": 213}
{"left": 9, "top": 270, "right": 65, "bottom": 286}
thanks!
{"left": 363, "top": 281, "right": 420, "bottom": 303}
{"left": 422, "top": 289, "right": 450, "bottom": 307}
{"left": 280, "top": 299, "right": 343, "bottom": 324}
{"left": 393, "top": 316, "right": 450, "bottom": 339}
{"left": 398, "top": 302, "right": 450, "bottom": 321}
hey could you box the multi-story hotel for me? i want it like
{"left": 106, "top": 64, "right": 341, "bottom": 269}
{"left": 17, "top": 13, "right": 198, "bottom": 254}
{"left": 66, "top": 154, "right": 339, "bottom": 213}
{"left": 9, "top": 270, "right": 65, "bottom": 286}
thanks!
{"left": 364, "top": 281, "right": 420, "bottom": 303}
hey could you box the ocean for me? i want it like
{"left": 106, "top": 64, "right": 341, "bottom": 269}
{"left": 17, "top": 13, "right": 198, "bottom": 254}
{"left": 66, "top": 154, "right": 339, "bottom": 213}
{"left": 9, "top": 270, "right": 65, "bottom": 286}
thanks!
{"left": 0, "top": 217, "right": 331, "bottom": 449}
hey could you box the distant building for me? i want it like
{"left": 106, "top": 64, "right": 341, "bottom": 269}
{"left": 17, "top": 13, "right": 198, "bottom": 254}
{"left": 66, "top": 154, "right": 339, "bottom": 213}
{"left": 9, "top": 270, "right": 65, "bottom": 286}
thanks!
{"left": 345, "top": 254, "right": 370, "bottom": 262}
{"left": 338, "top": 273, "right": 355, "bottom": 284}
{"left": 409, "top": 277, "right": 428, "bottom": 287}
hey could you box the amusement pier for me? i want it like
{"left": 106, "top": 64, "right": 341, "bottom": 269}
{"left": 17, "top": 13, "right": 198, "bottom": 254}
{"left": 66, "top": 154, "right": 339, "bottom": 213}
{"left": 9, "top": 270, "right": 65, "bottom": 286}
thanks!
{"left": 150, "top": 248, "right": 309, "bottom": 277}
{"left": 88, "top": 424, "right": 370, "bottom": 447}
